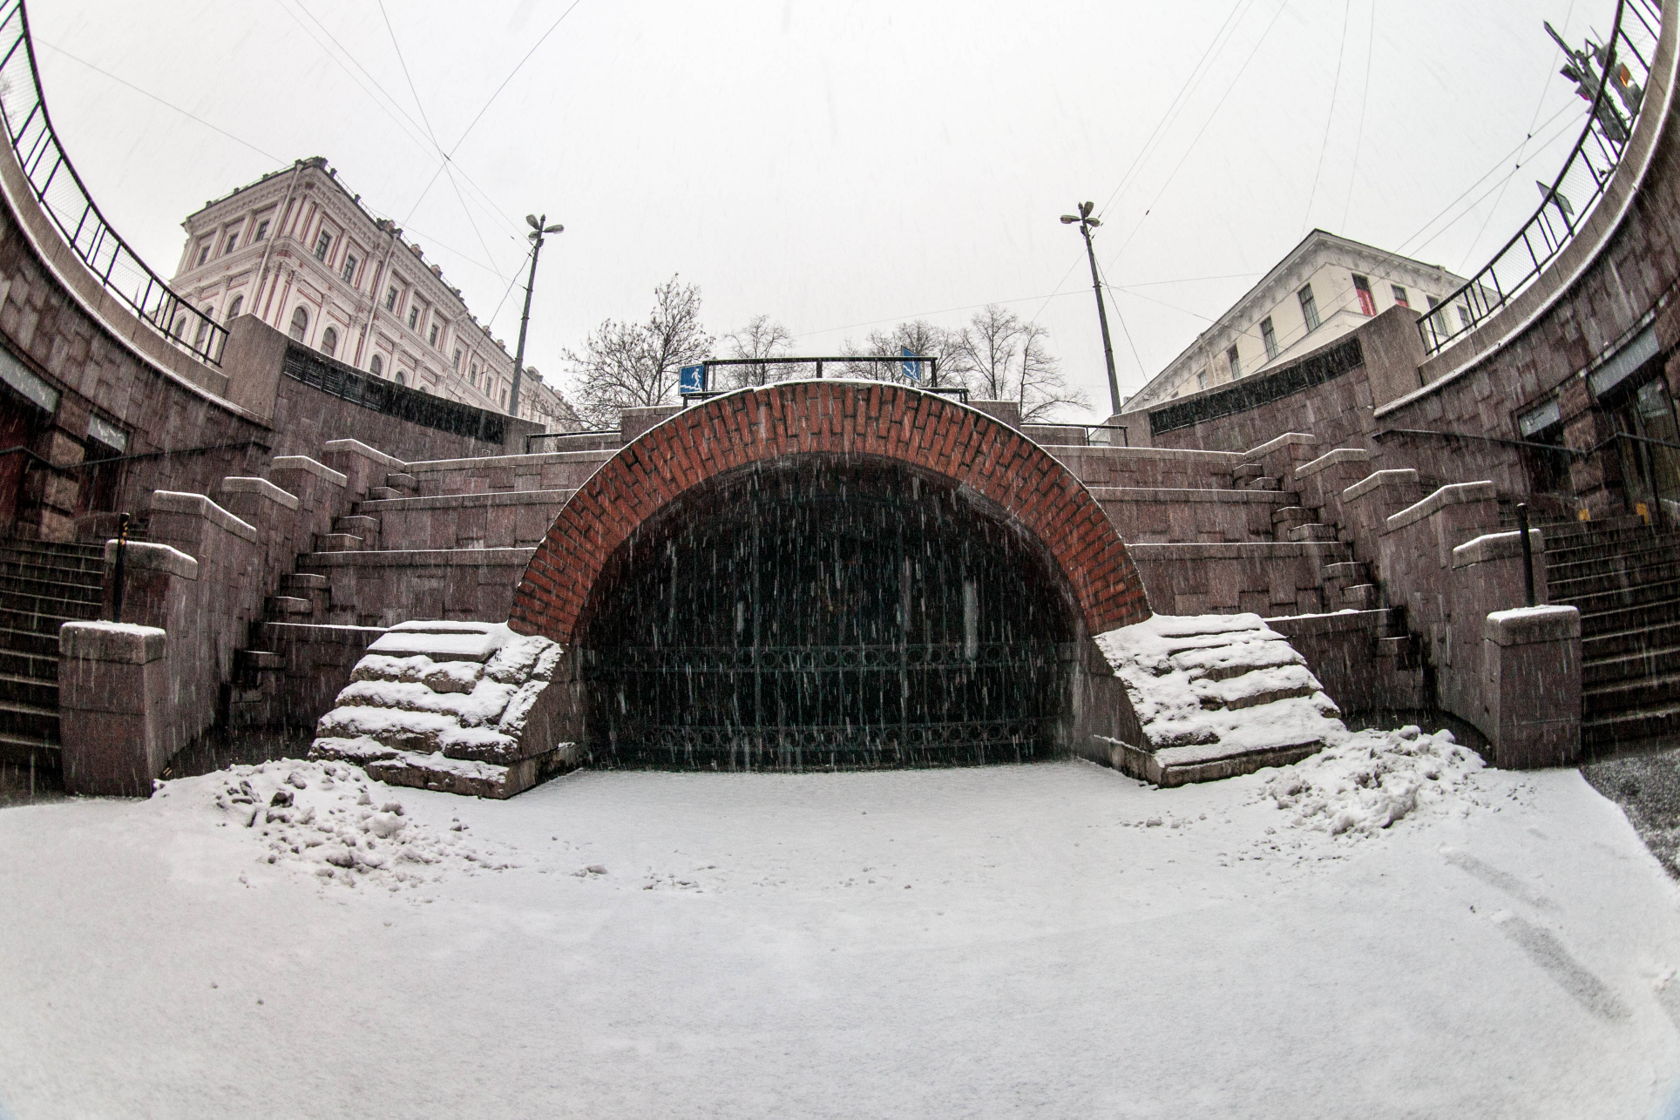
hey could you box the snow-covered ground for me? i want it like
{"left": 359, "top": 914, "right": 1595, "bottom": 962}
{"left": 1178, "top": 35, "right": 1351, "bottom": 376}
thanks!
{"left": 3, "top": 730, "right": 1679, "bottom": 1119}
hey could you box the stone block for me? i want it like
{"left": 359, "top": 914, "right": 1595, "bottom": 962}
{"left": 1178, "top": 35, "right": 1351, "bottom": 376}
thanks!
{"left": 58, "top": 622, "right": 172, "bottom": 797}
{"left": 1481, "top": 606, "right": 1582, "bottom": 768}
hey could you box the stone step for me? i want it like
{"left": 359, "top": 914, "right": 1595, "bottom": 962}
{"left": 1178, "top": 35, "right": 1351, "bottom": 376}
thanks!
{"left": 1547, "top": 557, "right": 1680, "bottom": 599}
{"left": 0, "top": 553, "right": 105, "bottom": 581}
{"left": 0, "top": 540, "right": 104, "bottom": 564}
{"left": 365, "top": 486, "right": 402, "bottom": 501}
{"left": 1545, "top": 539, "right": 1678, "bottom": 579}
{"left": 1584, "top": 644, "right": 1680, "bottom": 686}
{"left": 385, "top": 472, "right": 419, "bottom": 492}
{"left": 0, "top": 625, "right": 58, "bottom": 657}
{"left": 237, "top": 648, "right": 285, "bottom": 672}
{"left": 1542, "top": 527, "right": 1677, "bottom": 562}
{"left": 0, "top": 700, "right": 56, "bottom": 740}
{"left": 1231, "top": 462, "right": 1264, "bottom": 482}
{"left": 0, "top": 647, "right": 54, "bottom": 680}
{"left": 266, "top": 595, "right": 312, "bottom": 618}
{"left": 281, "top": 572, "right": 329, "bottom": 592}
{"left": 1539, "top": 515, "right": 1663, "bottom": 544}
{"left": 1246, "top": 476, "right": 1282, "bottom": 491}
{"left": 1583, "top": 667, "right": 1680, "bottom": 712}
{"left": 313, "top": 532, "right": 364, "bottom": 552}
{"left": 1339, "top": 583, "right": 1380, "bottom": 610}
{"left": 0, "top": 729, "right": 58, "bottom": 768}
{"left": 1583, "top": 617, "right": 1680, "bottom": 661}
{"left": 1375, "top": 635, "right": 1422, "bottom": 668}
{"left": 0, "top": 671, "right": 54, "bottom": 708}
{"left": 0, "top": 571, "right": 103, "bottom": 604}
{"left": 1577, "top": 596, "right": 1680, "bottom": 638}
{"left": 1583, "top": 700, "right": 1680, "bottom": 751}
{"left": 0, "top": 604, "right": 86, "bottom": 636}
{"left": 1554, "top": 576, "right": 1680, "bottom": 616}
{"left": 0, "top": 586, "right": 103, "bottom": 618}
{"left": 333, "top": 515, "right": 381, "bottom": 539}
{"left": 1285, "top": 523, "right": 1339, "bottom": 543}
{"left": 1271, "top": 506, "right": 1314, "bottom": 527}
{"left": 1322, "top": 560, "right": 1367, "bottom": 586}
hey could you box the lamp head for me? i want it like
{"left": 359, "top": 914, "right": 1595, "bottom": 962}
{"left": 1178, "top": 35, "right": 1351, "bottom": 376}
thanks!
{"left": 525, "top": 213, "right": 542, "bottom": 230}
{"left": 1059, "top": 214, "right": 1079, "bottom": 224}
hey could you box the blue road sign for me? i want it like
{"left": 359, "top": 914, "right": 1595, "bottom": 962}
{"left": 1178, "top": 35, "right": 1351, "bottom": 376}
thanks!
{"left": 679, "top": 364, "right": 706, "bottom": 394}
{"left": 900, "top": 347, "right": 920, "bottom": 381}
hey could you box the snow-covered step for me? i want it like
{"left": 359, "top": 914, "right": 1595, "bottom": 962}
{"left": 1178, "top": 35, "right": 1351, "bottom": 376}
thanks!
{"left": 310, "top": 621, "right": 579, "bottom": 798}
{"left": 1093, "top": 613, "right": 1345, "bottom": 787}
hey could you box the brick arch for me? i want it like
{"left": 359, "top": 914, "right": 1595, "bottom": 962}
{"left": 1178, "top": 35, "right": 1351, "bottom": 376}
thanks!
{"left": 509, "top": 381, "right": 1149, "bottom": 643}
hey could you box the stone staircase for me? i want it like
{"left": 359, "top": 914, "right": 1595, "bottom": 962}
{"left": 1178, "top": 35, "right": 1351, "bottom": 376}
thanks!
{"left": 0, "top": 539, "right": 104, "bottom": 777}
{"left": 1542, "top": 517, "right": 1680, "bottom": 751}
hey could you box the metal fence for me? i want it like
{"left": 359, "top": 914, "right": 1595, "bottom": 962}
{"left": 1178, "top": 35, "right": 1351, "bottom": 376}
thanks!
{"left": 283, "top": 345, "right": 507, "bottom": 443}
{"left": 1420, "top": 0, "right": 1663, "bottom": 357}
{"left": 0, "top": 0, "right": 225, "bottom": 366}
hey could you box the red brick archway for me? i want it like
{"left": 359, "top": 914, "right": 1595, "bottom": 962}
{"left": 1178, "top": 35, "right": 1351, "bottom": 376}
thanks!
{"left": 509, "top": 381, "right": 1149, "bottom": 643}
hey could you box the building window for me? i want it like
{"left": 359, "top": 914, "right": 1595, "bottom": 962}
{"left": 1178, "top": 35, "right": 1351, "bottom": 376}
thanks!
{"left": 321, "top": 326, "right": 338, "bottom": 357}
{"left": 1260, "top": 317, "right": 1278, "bottom": 360}
{"left": 1352, "top": 274, "right": 1375, "bottom": 316}
{"left": 371, "top": 354, "right": 384, "bottom": 378}
{"left": 453, "top": 348, "right": 463, "bottom": 371}
{"left": 314, "top": 231, "right": 333, "bottom": 261}
{"left": 385, "top": 286, "right": 399, "bottom": 312}
{"left": 196, "top": 243, "right": 210, "bottom": 267}
{"left": 226, "top": 295, "right": 243, "bottom": 320}
{"left": 1196, "top": 368, "right": 1208, "bottom": 390}
{"left": 1391, "top": 284, "right": 1409, "bottom": 308}
{"left": 1299, "top": 285, "right": 1320, "bottom": 331}
{"left": 341, "top": 254, "right": 359, "bottom": 286}
{"left": 254, "top": 220, "right": 270, "bottom": 241}
{"left": 1457, "top": 306, "right": 1472, "bottom": 331}
{"left": 289, "top": 306, "right": 309, "bottom": 342}
{"left": 223, "top": 233, "right": 237, "bottom": 255}
{"left": 428, "top": 323, "right": 440, "bottom": 347}
{"left": 396, "top": 370, "right": 407, "bottom": 386}
{"left": 407, "top": 306, "right": 420, "bottom": 331}
{"left": 469, "top": 364, "right": 478, "bottom": 388}
{"left": 1226, "top": 344, "right": 1240, "bottom": 379}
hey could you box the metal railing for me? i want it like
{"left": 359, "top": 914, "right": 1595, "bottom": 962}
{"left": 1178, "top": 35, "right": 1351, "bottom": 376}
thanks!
{"left": 691, "top": 354, "right": 944, "bottom": 391}
{"left": 1420, "top": 0, "right": 1663, "bottom": 356}
{"left": 0, "top": 0, "right": 226, "bottom": 366}
{"left": 282, "top": 345, "right": 507, "bottom": 443}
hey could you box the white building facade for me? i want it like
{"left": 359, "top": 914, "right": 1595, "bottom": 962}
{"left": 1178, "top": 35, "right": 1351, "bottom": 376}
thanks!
{"left": 1124, "top": 230, "right": 1476, "bottom": 411}
{"left": 169, "top": 157, "right": 577, "bottom": 429}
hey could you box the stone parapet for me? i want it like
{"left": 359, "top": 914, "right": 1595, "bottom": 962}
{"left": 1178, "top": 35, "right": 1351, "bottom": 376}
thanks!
{"left": 58, "top": 622, "right": 172, "bottom": 796}
{"left": 1479, "top": 606, "right": 1583, "bottom": 768}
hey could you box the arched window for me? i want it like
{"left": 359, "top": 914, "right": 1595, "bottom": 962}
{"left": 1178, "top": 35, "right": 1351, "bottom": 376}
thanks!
{"left": 193, "top": 305, "right": 212, "bottom": 348}
{"left": 370, "top": 354, "right": 384, "bottom": 378}
{"left": 288, "top": 306, "right": 309, "bottom": 343}
{"left": 226, "top": 295, "right": 243, "bottom": 321}
{"left": 321, "top": 326, "right": 338, "bottom": 357}
{"left": 396, "top": 370, "right": 407, "bottom": 386}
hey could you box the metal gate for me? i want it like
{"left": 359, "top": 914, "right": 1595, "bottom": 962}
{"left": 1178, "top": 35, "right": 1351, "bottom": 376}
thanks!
{"left": 579, "top": 460, "right": 1077, "bottom": 770}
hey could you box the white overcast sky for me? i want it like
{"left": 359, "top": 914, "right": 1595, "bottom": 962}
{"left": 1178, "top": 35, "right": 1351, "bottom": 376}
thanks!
{"left": 28, "top": 0, "right": 1615, "bottom": 419}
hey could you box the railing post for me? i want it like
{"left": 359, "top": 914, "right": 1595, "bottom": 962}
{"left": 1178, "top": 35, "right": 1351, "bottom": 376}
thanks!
{"left": 1517, "top": 502, "right": 1537, "bottom": 607}
{"left": 112, "top": 510, "right": 131, "bottom": 623}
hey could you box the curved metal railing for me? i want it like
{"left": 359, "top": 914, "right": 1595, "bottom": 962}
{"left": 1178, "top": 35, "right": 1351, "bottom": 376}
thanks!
{"left": 0, "top": 0, "right": 224, "bottom": 366}
{"left": 1419, "top": 0, "right": 1663, "bottom": 357}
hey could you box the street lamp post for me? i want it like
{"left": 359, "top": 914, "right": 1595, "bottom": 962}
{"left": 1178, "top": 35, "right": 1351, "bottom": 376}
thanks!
{"left": 1060, "top": 201, "right": 1122, "bottom": 416}
{"left": 510, "top": 212, "right": 563, "bottom": 418}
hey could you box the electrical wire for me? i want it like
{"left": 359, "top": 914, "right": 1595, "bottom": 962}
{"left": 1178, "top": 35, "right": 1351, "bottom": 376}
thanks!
{"left": 1338, "top": 0, "right": 1376, "bottom": 232}
{"left": 1302, "top": 0, "right": 1353, "bottom": 233}
{"left": 36, "top": 42, "right": 282, "bottom": 163}
{"left": 1107, "top": 0, "right": 1291, "bottom": 269}
{"left": 446, "top": 0, "right": 587, "bottom": 157}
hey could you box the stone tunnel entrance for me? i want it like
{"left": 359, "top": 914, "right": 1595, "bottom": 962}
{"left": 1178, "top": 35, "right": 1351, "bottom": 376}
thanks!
{"left": 576, "top": 457, "right": 1079, "bottom": 769}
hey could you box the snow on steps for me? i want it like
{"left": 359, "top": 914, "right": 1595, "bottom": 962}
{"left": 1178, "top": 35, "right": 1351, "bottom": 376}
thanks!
{"left": 311, "top": 621, "right": 580, "bottom": 798}
{"left": 1095, "top": 613, "right": 1346, "bottom": 787}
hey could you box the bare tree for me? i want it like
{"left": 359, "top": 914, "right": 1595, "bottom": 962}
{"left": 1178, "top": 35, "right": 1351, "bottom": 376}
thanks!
{"left": 949, "top": 305, "right": 1021, "bottom": 399}
{"left": 843, "top": 319, "right": 968, "bottom": 385}
{"left": 720, "top": 314, "right": 795, "bottom": 387}
{"left": 1014, "top": 320, "right": 1086, "bottom": 423}
{"left": 567, "top": 275, "right": 713, "bottom": 426}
